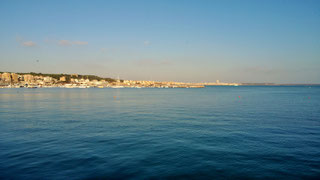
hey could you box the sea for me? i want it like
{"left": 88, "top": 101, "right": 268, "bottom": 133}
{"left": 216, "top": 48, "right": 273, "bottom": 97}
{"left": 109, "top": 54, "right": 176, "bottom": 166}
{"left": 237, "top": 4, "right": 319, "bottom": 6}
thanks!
{"left": 0, "top": 86, "right": 319, "bottom": 179}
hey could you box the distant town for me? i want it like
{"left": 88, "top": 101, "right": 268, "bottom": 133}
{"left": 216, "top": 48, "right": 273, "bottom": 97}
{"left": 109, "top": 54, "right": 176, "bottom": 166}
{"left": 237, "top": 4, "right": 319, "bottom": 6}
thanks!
{"left": 2, "top": 72, "right": 317, "bottom": 89}
{"left": 0, "top": 72, "right": 242, "bottom": 88}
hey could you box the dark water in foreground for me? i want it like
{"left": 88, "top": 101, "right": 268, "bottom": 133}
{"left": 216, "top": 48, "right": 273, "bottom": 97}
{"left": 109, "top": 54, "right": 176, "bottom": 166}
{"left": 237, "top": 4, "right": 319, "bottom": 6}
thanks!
{"left": 0, "top": 86, "right": 319, "bottom": 179}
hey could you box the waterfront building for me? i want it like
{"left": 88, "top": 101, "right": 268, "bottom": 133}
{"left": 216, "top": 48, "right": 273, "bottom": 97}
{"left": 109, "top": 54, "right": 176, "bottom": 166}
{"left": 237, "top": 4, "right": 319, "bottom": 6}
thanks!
{"left": 11, "top": 73, "right": 18, "bottom": 82}
{"left": 34, "top": 76, "right": 44, "bottom": 80}
{"left": 2, "top": 73, "right": 12, "bottom": 82}
{"left": 36, "top": 79, "right": 44, "bottom": 85}
{"left": 70, "top": 78, "right": 77, "bottom": 83}
{"left": 60, "top": 76, "right": 66, "bottom": 82}
{"left": 23, "top": 74, "right": 34, "bottom": 83}
{"left": 44, "top": 76, "right": 53, "bottom": 83}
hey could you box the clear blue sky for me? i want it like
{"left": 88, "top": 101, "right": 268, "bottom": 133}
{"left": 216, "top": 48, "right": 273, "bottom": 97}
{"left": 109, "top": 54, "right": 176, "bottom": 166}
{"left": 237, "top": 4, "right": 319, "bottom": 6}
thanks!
{"left": 0, "top": 0, "right": 319, "bottom": 83}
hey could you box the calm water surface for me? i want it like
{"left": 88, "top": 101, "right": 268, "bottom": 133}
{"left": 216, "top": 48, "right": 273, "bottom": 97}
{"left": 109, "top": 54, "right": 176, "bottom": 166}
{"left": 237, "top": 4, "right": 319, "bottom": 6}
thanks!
{"left": 0, "top": 86, "right": 319, "bottom": 179}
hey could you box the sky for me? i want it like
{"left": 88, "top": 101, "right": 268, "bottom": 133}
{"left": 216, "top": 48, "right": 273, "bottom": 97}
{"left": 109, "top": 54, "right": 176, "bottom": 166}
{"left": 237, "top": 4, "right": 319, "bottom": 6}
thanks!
{"left": 0, "top": 0, "right": 319, "bottom": 83}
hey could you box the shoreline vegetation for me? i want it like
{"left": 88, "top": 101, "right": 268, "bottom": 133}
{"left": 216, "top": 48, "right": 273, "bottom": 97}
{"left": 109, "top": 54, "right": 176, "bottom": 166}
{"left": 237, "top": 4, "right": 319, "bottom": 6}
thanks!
{"left": 0, "top": 72, "right": 318, "bottom": 89}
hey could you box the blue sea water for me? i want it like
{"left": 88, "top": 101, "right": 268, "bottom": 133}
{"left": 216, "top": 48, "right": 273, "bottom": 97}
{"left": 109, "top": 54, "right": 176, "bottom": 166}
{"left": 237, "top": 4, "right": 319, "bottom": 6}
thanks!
{"left": 0, "top": 86, "right": 319, "bottom": 179}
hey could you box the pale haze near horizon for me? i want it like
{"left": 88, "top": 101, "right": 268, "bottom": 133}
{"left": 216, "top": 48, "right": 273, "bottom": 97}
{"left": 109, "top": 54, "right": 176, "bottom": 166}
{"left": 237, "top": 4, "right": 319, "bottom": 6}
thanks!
{"left": 0, "top": 0, "right": 319, "bottom": 83}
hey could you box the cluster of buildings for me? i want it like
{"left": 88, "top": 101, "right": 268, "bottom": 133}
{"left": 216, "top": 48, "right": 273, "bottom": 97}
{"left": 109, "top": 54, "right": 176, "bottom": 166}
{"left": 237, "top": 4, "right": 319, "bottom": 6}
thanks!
{"left": 121, "top": 80, "right": 205, "bottom": 88}
{"left": 0, "top": 72, "right": 113, "bottom": 88}
{"left": 0, "top": 72, "right": 58, "bottom": 88}
{"left": 0, "top": 72, "right": 210, "bottom": 88}
{"left": 197, "top": 80, "right": 240, "bottom": 86}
